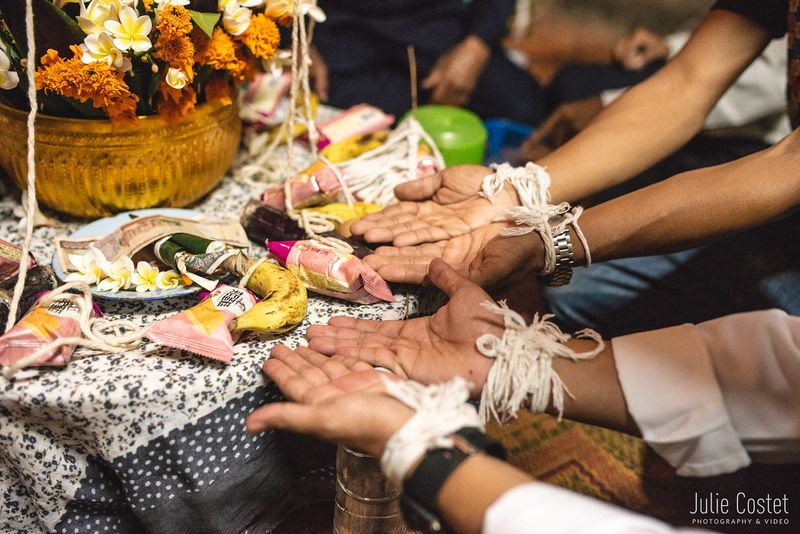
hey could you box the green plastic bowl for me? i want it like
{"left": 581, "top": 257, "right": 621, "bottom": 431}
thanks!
{"left": 406, "top": 105, "right": 488, "bottom": 167}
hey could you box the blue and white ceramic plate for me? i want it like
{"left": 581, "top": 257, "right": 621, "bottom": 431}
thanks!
{"left": 52, "top": 208, "right": 203, "bottom": 301}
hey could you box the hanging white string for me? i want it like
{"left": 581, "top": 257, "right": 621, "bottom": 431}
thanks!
{"left": 481, "top": 162, "right": 592, "bottom": 275}
{"left": 3, "top": 282, "right": 145, "bottom": 379}
{"left": 5, "top": 0, "right": 39, "bottom": 334}
{"left": 475, "top": 301, "right": 604, "bottom": 424}
{"left": 380, "top": 376, "right": 482, "bottom": 485}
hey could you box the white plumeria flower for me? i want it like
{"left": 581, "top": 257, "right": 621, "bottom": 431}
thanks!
{"left": 96, "top": 254, "right": 135, "bottom": 292}
{"left": 264, "top": 48, "right": 291, "bottom": 78}
{"left": 165, "top": 67, "right": 189, "bottom": 89}
{"left": 78, "top": 0, "right": 122, "bottom": 36}
{"left": 0, "top": 46, "right": 18, "bottom": 91}
{"left": 296, "top": 0, "right": 325, "bottom": 23}
{"left": 240, "top": 0, "right": 264, "bottom": 7}
{"left": 222, "top": 3, "right": 252, "bottom": 36}
{"left": 155, "top": 270, "right": 183, "bottom": 290}
{"left": 81, "top": 32, "right": 130, "bottom": 72}
{"left": 65, "top": 247, "right": 107, "bottom": 285}
{"left": 104, "top": 5, "right": 152, "bottom": 52}
{"left": 218, "top": 0, "right": 237, "bottom": 11}
{"left": 131, "top": 261, "right": 159, "bottom": 292}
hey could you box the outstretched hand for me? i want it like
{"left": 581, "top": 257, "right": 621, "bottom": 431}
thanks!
{"left": 349, "top": 165, "right": 518, "bottom": 247}
{"left": 306, "top": 259, "right": 505, "bottom": 397}
{"left": 246, "top": 345, "right": 414, "bottom": 457}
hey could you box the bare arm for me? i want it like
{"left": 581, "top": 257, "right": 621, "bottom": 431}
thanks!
{"left": 542, "top": 10, "right": 773, "bottom": 203}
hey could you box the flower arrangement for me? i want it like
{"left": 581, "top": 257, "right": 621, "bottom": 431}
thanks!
{"left": 0, "top": 0, "right": 287, "bottom": 122}
{"left": 67, "top": 247, "right": 185, "bottom": 292}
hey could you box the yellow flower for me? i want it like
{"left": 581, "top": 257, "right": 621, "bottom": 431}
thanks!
{"left": 157, "top": 84, "right": 196, "bottom": 121}
{"left": 132, "top": 261, "right": 160, "bottom": 292}
{"left": 36, "top": 48, "right": 139, "bottom": 122}
{"left": 194, "top": 27, "right": 238, "bottom": 72}
{"left": 81, "top": 32, "right": 131, "bottom": 72}
{"left": 155, "top": 270, "right": 183, "bottom": 290}
{"left": 155, "top": 5, "right": 195, "bottom": 78}
{"left": 78, "top": 0, "right": 122, "bottom": 36}
{"left": 263, "top": 0, "right": 292, "bottom": 26}
{"left": 65, "top": 248, "right": 107, "bottom": 285}
{"left": 237, "top": 13, "right": 279, "bottom": 60}
{"left": 221, "top": 3, "right": 252, "bottom": 36}
{"left": 96, "top": 255, "right": 135, "bottom": 292}
{"left": 165, "top": 67, "right": 188, "bottom": 89}
{"left": 104, "top": 5, "right": 153, "bottom": 52}
{"left": 0, "top": 45, "right": 19, "bottom": 90}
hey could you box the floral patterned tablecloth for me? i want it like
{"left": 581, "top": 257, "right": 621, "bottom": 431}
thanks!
{"left": 0, "top": 174, "right": 433, "bottom": 534}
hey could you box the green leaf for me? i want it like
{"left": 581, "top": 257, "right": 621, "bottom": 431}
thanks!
{"left": 187, "top": 10, "right": 220, "bottom": 38}
{"left": 0, "top": 0, "right": 85, "bottom": 59}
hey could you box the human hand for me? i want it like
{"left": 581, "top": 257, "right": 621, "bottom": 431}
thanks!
{"left": 309, "top": 45, "right": 329, "bottom": 101}
{"left": 468, "top": 231, "right": 545, "bottom": 292}
{"left": 306, "top": 259, "right": 504, "bottom": 397}
{"left": 613, "top": 28, "right": 669, "bottom": 71}
{"left": 246, "top": 344, "right": 414, "bottom": 457}
{"left": 422, "top": 35, "right": 491, "bottom": 106}
{"left": 350, "top": 165, "right": 519, "bottom": 247}
{"left": 519, "top": 96, "right": 604, "bottom": 161}
{"left": 364, "top": 223, "right": 506, "bottom": 284}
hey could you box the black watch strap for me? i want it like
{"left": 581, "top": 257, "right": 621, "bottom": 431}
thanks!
{"left": 400, "top": 428, "right": 506, "bottom": 533}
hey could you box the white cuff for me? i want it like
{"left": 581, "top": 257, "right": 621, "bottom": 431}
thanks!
{"left": 612, "top": 324, "right": 750, "bottom": 477}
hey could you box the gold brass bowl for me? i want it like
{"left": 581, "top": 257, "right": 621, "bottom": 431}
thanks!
{"left": 0, "top": 100, "right": 242, "bottom": 218}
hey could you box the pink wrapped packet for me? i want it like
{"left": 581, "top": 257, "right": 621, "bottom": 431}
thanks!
{"left": 145, "top": 285, "right": 257, "bottom": 363}
{"left": 0, "top": 295, "right": 95, "bottom": 367}
{"left": 268, "top": 240, "right": 394, "bottom": 305}
{"left": 261, "top": 165, "right": 342, "bottom": 211}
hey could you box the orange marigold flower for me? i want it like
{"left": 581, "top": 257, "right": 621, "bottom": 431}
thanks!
{"left": 233, "top": 43, "right": 259, "bottom": 83}
{"left": 194, "top": 27, "right": 239, "bottom": 73}
{"left": 236, "top": 13, "right": 280, "bottom": 61}
{"left": 35, "top": 48, "right": 138, "bottom": 122}
{"left": 157, "top": 5, "right": 192, "bottom": 40}
{"left": 157, "top": 84, "right": 197, "bottom": 121}
{"left": 204, "top": 75, "right": 232, "bottom": 105}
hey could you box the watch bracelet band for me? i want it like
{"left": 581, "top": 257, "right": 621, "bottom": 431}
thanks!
{"left": 541, "top": 228, "right": 574, "bottom": 287}
{"left": 400, "top": 427, "right": 506, "bottom": 533}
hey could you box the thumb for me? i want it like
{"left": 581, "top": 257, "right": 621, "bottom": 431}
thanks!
{"left": 394, "top": 172, "right": 443, "bottom": 201}
{"left": 428, "top": 258, "right": 473, "bottom": 297}
{"left": 246, "top": 402, "right": 323, "bottom": 434}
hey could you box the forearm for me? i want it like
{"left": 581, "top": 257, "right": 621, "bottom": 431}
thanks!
{"left": 436, "top": 454, "right": 533, "bottom": 534}
{"left": 576, "top": 129, "right": 800, "bottom": 264}
{"left": 540, "top": 11, "right": 771, "bottom": 203}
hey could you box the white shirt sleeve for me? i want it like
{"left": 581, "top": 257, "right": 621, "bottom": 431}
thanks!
{"left": 483, "top": 483, "right": 709, "bottom": 534}
{"left": 612, "top": 309, "right": 800, "bottom": 477}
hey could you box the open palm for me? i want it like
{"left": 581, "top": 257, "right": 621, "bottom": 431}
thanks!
{"left": 350, "top": 165, "right": 519, "bottom": 247}
{"left": 364, "top": 223, "right": 507, "bottom": 284}
{"left": 306, "top": 259, "right": 506, "bottom": 397}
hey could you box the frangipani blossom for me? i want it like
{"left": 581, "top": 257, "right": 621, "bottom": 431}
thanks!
{"left": 264, "top": 0, "right": 325, "bottom": 23}
{"left": 131, "top": 261, "right": 159, "bottom": 292}
{"left": 81, "top": 32, "right": 131, "bottom": 72}
{"left": 65, "top": 247, "right": 107, "bottom": 285}
{"left": 104, "top": 5, "right": 152, "bottom": 52}
{"left": 264, "top": 48, "right": 291, "bottom": 78}
{"left": 165, "top": 67, "right": 189, "bottom": 89}
{"left": 78, "top": 0, "right": 122, "bottom": 36}
{"left": 96, "top": 254, "right": 135, "bottom": 292}
{"left": 0, "top": 47, "right": 18, "bottom": 90}
{"left": 240, "top": 0, "right": 264, "bottom": 7}
{"left": 222, "top": 3, "right": 252, "bottom": 36}
{"left": 155, "top": 270, "right": 183, "bottom": 290}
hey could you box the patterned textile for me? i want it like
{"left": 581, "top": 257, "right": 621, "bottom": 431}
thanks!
{"left": 0, "top": 172, "right": 431, "bottom": 534}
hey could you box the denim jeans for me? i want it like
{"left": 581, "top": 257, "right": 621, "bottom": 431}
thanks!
{"left": 542, "top": 217, "right": 800, "bottom": 338}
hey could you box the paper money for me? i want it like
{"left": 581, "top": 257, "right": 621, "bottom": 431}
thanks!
{"left": 56, "top": 214, "right": 250, "bottom": 272}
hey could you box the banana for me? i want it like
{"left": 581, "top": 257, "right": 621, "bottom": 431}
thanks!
{"left": 234, "top": 260, "right": 308, "bottom": 334}
{"left": 320, "top": 131, "right": 390, "bottom": 163}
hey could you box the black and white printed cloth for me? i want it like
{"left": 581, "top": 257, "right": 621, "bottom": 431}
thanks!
{"left": 0, "top": 175, "right": 433, "bottom": 533}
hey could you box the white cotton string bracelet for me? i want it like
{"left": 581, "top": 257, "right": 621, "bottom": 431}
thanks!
{"left": 480, "top": 162, "right": 592, "bottom": 275}
{"left": 379, "top": 376, "right": 482, "bottom": 486}
{"left": 476, "top": 300, "right": 605, "bottom": 424}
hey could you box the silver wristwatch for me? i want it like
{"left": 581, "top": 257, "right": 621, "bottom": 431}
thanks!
{"left": 542, "top": 229, "right": 574, "bottom": 287}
